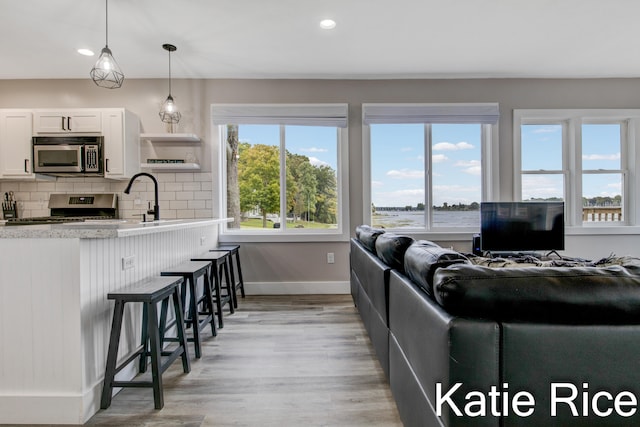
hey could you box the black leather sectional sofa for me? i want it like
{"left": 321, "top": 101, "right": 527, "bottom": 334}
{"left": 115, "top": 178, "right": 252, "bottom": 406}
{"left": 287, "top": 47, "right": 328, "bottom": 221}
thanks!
{"left": 350, "top": 225, "right": 640, "bottom": 427}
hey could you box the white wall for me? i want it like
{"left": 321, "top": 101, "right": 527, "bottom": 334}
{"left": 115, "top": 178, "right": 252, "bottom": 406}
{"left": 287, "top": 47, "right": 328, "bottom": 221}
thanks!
{"left": 2, "top": 78, "right": 640, "bottom": 287}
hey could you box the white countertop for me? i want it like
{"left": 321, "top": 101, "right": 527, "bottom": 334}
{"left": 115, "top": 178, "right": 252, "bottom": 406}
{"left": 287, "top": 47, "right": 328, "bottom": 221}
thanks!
{"left": 0, "top": 218, "right": 232, "bottom": 239}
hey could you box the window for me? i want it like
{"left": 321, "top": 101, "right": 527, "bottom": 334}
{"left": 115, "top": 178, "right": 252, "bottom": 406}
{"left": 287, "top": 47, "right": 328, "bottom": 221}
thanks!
{"left": 363, "top": 103, "right": 499, "bottom": 231}
{"left": 514, "top": 110, "right": 640, "bottom": 227}
{"left": 213, "top": 104, "right": 348, "bottom": 240}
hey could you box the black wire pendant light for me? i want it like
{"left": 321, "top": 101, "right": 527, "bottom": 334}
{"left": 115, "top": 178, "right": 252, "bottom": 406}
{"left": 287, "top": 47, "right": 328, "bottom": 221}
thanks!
{"left": 159, "top": 43, "right": 181, "bottom": 125}
{"left": 90, "top": 0, "right": 124, "bottom": 89}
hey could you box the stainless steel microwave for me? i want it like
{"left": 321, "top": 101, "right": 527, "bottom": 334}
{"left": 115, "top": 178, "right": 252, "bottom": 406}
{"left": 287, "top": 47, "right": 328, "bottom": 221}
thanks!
{"left": 32, "top": 136, "right": 104, "bottom": 176}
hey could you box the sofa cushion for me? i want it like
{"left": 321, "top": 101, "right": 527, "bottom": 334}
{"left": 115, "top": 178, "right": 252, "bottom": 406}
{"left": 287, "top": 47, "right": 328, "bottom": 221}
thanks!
{"left": 403, "top": 242, "right": 470, "bottom": 297}
{"left": 434, "top": 263, "right": 640, "bottom": 324}
{"left": 374, "top": 233, "right": 415, "bottom": 272}
{"left": 355, "top": 225, "right": 386, "bottom": 254}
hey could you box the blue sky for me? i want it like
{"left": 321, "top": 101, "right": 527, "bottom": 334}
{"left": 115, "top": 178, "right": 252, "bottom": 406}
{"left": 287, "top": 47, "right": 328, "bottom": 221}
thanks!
{"left": 238, "top": 125, "right": 338, "bottom": 170}
{"left": 522, "top": 123, "right": 621, "bottom": 200}
{"left": 237, "top": 122, "right": 622, "bottom": 208}
{"left": 371, "top": 123, "right": 481, "bottom": 207}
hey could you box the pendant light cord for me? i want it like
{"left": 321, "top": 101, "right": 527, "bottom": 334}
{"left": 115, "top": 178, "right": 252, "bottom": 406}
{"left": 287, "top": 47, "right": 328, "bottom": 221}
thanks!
{"left": 168, "top": 49, "right": 172, "bottom": 96}
{"left": 105, "top": 0, "right": 109, "bottom": 47}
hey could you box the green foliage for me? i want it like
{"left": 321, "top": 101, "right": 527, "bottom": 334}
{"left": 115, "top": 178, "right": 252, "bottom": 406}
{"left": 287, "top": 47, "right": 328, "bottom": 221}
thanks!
{"left": 236, "top": 142, "right": 337, "bottom": 228}
{"left": 313, "top": 165, "right": 337, "bottom": 224}
{"left": 237, "top": 143, "right": 280, "bottom": 227}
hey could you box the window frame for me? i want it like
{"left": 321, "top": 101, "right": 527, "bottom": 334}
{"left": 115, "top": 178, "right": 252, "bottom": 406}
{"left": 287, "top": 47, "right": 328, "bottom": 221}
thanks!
{"left": 214, "top": 104, "right": 350, "bottom": 243}
{"left": 362, "top": 103, "right": 499, "bottom": 236}
{"left": 513, "top": 109, "right": 640, "bottom": 230}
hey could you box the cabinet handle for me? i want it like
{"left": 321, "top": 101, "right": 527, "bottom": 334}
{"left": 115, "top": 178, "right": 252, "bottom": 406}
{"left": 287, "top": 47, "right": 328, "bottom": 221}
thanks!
{"left": 61, "top": 116, "right": 66, "bottom": 131}
{"left": 105, "top": 158, "right": 109, "bottom": 173}
{"left": 24, "top": 159, "right": 29, "bottom": 173}
{"left": 67, "top": 116, "right": 72, "bottom": 131}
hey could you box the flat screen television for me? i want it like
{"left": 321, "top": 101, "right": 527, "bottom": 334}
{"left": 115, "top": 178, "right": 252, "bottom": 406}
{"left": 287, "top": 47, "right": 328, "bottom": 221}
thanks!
{"left": 480, "top": 201, "right": 565, "bottom": 252}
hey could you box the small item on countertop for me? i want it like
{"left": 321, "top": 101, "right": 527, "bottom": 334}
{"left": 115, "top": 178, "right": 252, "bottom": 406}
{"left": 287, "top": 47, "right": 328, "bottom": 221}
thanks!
{"left": 2, "top": 191, "right": 18, "bottom": 219}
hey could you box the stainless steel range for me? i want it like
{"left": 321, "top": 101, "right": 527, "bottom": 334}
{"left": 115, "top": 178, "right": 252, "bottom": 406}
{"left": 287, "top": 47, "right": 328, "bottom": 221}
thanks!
{"left": 5, "top": 193, "right": 118, "bottom": 226}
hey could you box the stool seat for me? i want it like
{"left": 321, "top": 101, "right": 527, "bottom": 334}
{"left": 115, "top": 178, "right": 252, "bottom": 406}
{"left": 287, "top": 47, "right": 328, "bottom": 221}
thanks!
{"left": 192, "top": 251, "right": 234, "bottom": 328}
{"left": 161, "top": 260, "right": 215, "bottom": 359}
{"left": 211, "top": 244, "right": 245, "bottom": 305}
{"left": 101, "top": 276, "right": 190, "bottom": 410}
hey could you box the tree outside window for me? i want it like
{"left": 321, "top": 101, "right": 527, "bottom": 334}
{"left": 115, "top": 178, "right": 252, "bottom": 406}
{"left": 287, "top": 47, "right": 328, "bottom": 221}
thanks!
{"left": 225, "top": 124, "right": 338, "bottom": 230}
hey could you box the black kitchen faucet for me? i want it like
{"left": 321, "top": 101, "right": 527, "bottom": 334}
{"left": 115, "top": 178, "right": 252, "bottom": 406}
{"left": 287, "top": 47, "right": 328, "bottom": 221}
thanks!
{"left": 124, "top": 172, "right": 160, "bottom": 221}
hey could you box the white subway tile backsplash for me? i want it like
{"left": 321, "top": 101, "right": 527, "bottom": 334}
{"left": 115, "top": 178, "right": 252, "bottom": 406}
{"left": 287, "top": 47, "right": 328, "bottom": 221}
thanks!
{"left": 175, "top": 173, "right": 194, "bottom": 182}
{"left": 3, "top": 172, "right": 213, "bottom": 221}
{"left": 169, "top": 200, "right": 189, "bottom": 210}
{"left": 188, "top": 200, "right": 206, "bottom": 210}
{"left": 17, "top": 182, "right": 38, "bottom": 192}
{"left": 119, "top": 200, "right": 134, "bottom": 211}
{"left": 164, "top": 182, "right": 183, "bottom": 192}
{"left": 159, "top": 192, "right": 176, "bottom": 201}
{"left": 195, "top": 209, "right": 214, "bottom": 218}
{"left": 176, "top": 191, "right": 194, "bottom": 201}
{"left": 72, "top": 183, "right": 93, "bottom": 192}
{"left": 160, "top": 210, "right": 177, "bottom": 219}
{"left": 54, "top": 182, "right": 75, "bottom": 192}
{"left": 197, "top": 173, "right": 213, "bottom": 182}
{"left": 194, "top": 191, "right": 211, "bottom": 200}
{"left": 37, "top": 182, "right": 56, "bottom": 192}
{"left": 182, "top": 182, "right": 201, "bottom": 191}
{"left": 156, "top": 173, "right": 176, "bottom": 182}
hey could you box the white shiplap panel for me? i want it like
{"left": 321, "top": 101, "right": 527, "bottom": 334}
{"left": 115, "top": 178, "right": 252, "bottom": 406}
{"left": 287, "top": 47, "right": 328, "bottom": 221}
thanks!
{"left": 0, "top": 222, "right": 220, "bottom": 424}
{"left": 78, "top": 224, "right": 219, "bottom": 402}
{"left": 0, "top": 238, "right": 82, "bottom": 393}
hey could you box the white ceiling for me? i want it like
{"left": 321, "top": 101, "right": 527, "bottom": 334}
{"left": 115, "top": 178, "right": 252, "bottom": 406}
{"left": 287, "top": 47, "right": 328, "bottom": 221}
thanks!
{"left": 3, "top": 0, "right": 640, "bottom": 80}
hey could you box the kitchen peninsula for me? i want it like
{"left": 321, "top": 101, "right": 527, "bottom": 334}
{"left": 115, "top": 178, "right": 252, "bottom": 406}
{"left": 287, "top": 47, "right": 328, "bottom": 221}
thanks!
{"left": 0, "top": 218, "right": 230, "bottom": 424}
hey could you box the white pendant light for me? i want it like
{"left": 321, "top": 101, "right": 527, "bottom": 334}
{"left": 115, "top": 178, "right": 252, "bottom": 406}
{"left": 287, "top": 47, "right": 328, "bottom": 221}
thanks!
{"left": 159, "top": 43, "right": 181, "bottom": 126}
{"left": 90, "top": 0, "right": 124, "bottom": 89}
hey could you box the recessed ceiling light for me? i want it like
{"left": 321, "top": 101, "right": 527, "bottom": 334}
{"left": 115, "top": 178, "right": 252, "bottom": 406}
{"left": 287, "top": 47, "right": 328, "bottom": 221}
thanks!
{"left": 320, "top": 19, "right": 336, "bottom": 30}
{"left": 77, "top": 48, "right": 95, "bottom": 56}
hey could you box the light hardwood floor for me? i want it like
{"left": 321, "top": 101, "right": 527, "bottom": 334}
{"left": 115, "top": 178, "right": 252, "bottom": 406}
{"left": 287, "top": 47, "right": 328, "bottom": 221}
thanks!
{"left": 85, "top": 295, "right": 403, "bottom": 426}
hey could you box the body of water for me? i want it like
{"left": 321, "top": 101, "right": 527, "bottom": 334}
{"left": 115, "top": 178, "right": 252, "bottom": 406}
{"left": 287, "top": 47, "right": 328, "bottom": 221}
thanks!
{"left": 372, "top": 210, "right": 480, "bottom": 229}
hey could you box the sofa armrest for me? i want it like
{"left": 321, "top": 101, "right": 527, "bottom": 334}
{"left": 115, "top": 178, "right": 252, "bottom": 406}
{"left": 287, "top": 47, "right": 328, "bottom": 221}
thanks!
{"left": 389, "top": 270, "right": 500, "bottom": 427}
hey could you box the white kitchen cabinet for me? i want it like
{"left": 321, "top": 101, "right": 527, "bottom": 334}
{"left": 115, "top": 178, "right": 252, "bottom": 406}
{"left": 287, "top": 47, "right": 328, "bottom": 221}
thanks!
{"left": 0, "top": 109, "right": 35, "bottom": 179}
{"left": 102, "top": 109, "right": 140, "bottom": 179}
{"left": 33, "top": 110, "right": 102, "bottom": 133}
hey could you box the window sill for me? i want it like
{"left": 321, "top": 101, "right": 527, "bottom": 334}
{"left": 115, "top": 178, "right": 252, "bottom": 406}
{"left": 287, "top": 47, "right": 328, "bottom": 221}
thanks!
{"left": 219, "top": 230, "right": 349, "bottom": 243}
{"left": 565, "top": 226, "right": 640, "bottom": 236}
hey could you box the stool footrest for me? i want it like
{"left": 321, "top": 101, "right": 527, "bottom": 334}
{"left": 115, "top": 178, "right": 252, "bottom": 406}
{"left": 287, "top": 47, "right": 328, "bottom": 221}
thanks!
{"left": 112, "top": 380, "right": 155, "bottom": 388}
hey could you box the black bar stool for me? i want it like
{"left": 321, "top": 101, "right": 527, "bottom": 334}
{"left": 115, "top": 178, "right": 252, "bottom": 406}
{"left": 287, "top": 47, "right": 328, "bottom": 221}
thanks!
{"left": 211, "top": 244, "right": 245, "bottom": 307}
{"left": 101, "top": 276, "right": 190, "bottom": 410}
{"left": 161, "top": 260, "right": 215, "bottom": 359}
{"left": 191, "top": 251, "right": 234, "bottom": 329}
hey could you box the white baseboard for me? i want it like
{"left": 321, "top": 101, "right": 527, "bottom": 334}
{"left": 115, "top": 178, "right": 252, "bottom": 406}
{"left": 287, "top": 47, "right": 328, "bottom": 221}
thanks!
{"left": 245, "top": 281, "right": 349, "bottom": 295}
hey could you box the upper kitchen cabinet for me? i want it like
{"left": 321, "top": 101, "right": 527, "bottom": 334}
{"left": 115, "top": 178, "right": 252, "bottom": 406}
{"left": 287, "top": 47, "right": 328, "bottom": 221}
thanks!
{"left": 0, "top": 109, "right": 35, "bottom": 179}
{"left": 102, "top": 109, "right": 140, "bottom": 179}
{"left": 33, "top": 110, "right": 102, "bottom": 134}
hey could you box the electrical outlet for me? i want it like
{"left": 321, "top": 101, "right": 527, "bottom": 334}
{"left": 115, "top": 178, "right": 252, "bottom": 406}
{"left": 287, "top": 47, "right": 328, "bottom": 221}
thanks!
{"left": 122, "top": 255, "right": 135, "bottom": 270}
{"left": 200, "top": 236, "right": 206, "bottom": 246}
{"left": 327, "top": 252, "right": 335, "bottom": 264}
